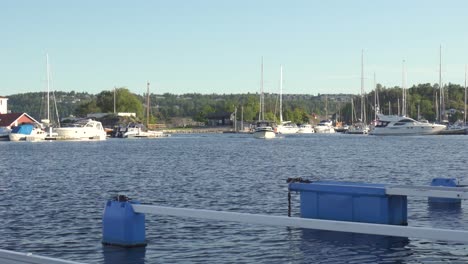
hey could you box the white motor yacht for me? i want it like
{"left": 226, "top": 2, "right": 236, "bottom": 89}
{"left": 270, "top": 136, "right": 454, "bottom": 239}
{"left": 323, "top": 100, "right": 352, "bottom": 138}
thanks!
{"left": 276, "top": 121, "right": 299, "bottom": 134}
{"left": 314, "top": 120, "right": 336, "bottom": 134}
{"left": 54, "top": 119, "right": 107, "bottom": 140}
{"left": 369, "top": 114, "right": 446, "bottom": 136}
{"left": 253, "top": 121, "right": 276, "bottom": 139}
{"left": 113, "top": 123, "right": 169, "bottom": 138}
{"left": 8, "top": 123, "right": 47, "bottom": 142}
{"left": 297, "top": 124, "right": 314, "bottom": 134}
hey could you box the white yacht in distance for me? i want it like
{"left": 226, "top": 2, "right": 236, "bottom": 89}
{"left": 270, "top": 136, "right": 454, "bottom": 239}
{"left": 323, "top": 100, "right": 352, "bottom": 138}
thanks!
{"left": 297, "top": 123, "right": 314, "bottom": 134}
{"left": 253, "top": 121, "right": 276, "bottom": 139}
{"left": 277, "top": 121, "right": 299, "bottom": 134}
{"left": 369, "top": 114, "right": 446, "bottom": 136}
{"left": 314, "top": 120, "right": 336, "bottom": 134}
{"left": 253, "top": 57, "right": 276, "bottom": 139}
{"left": 276, "top": 65, "right": 299, "bottom": 134}
{"left": 54, "top": 119, "right": 107, "bottom": 140}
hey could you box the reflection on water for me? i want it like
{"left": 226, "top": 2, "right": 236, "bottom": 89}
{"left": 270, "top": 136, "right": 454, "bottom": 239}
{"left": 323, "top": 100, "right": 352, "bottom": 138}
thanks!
{"left": 297, "top": 229, "right": 411, "bottom": 263}
{"left": 102, "top": 246, "right": 146, "bottom": 264}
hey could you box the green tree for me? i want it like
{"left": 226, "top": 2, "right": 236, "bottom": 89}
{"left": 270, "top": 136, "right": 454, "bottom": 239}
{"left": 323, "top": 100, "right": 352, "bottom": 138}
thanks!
{"left": 75, "top": 100, "right": 101, "bottom": 117}
{"left": 96, "top": 88, "right": 144, "bottom": 117}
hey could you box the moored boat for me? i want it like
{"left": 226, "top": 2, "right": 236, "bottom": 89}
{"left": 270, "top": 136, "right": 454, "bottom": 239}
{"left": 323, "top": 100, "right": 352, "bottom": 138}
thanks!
{"left": 369, "top": 114, "right": 446, "bottom": 136}
{"left": 113, "top": 123, "right": 169, "bottom": 138}
{"left": 8, "top": 123, "right": 47, "bottom": 142}
{"left": 253, "top": 121, "right": 276, "bottom": 139}
{"left": 297, "top": 123, "right": 314, "bottom": 134}
{"left": 0, "top": 127, "right": 11, "bottom": 141}
{"left": 54, "top": 119, "right": 106, "bottom": 140}
{"left": 314, "top": 120, "right": 336, "bottom": 134}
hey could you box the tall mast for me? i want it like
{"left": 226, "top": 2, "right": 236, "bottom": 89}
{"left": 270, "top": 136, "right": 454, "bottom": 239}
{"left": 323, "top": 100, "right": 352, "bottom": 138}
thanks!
{"left": 146, "top": 81, "right": 150, "bottom": 128}
{"left": 465, "top": 64, "right": 467, "bottom": 125}
{"left": 374, "top": 72, "right": 377, "bottom": 122}
{"left": 397, "top": 99, "right": 400, "bottom": 116}
{"left": 279, "top": 65, "right": 283, "bottom": 123}
{"left": 259, "top": 57, "right": 264, "bottom": 121}
{"left": 361, "top": 50, "right": 364, "bottom": 122}
{"left": 46, "top": 53, "right": 50, "bottom": 123}
{"left": 113, "top": 86, "right": 116, "bottom": 114}
{"left": 325, "top": 95, "right": 328, "bottom": 119}
{"left": 402, "top": 60, "right": 406, "bottom": 116}
{"left": 439, "top": 45, "right": 443, "bottom": 122}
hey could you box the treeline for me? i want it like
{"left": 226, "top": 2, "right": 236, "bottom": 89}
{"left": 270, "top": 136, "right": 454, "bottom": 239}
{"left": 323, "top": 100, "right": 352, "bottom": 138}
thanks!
{"left": 6, "top": 83, "right": 467, "bottom": 125}
{"left": 7, "top": 89, "right": 342, "bottom": 124}
{"left": 352, "top": 83, "right": 466, "bottom": 123}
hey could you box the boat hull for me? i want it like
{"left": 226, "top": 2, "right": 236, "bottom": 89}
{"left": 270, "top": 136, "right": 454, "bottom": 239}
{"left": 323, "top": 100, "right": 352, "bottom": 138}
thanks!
{"left": 54, "top": 127, "right": 107, "bottom": 140}
{"left": 369, "top": 126, "right": 446, "bottom": 135}
{"left": 253, "top": 130, "right": 276, "bottom": 139}
{"left": 314, "top": 127, "right": 336, "bottom": 134}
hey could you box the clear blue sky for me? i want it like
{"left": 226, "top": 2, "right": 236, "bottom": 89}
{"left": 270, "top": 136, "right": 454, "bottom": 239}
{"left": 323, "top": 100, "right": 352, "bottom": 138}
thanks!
{"left": 1, "top": 0, "right": 467, "bottom": 96}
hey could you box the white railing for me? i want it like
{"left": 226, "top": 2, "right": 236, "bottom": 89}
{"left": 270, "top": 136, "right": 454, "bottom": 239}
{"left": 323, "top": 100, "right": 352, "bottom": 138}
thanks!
{"left": 132, "top": 204, "right": 468, "bottom": 243}
{"left": 0, "top": 249, "right": 84, "bottom": 264}
{"left": 385, "top": 185, "right": 468, "bottom": 199}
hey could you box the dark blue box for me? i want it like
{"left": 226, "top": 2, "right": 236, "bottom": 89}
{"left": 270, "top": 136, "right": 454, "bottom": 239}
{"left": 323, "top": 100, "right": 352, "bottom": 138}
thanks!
{"left": 289, "top": 181, "right": 407, "bottom": 225}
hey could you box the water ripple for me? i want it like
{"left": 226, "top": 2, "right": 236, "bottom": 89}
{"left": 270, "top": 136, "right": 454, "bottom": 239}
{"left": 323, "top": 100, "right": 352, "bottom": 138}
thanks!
{"left": 1, "top": 134, "right": 468, "bottom": 263}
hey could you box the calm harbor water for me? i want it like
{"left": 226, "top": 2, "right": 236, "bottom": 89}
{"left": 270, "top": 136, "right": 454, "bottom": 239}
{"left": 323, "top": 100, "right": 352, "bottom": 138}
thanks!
{"left": 1, "top": 133, "right": 468, "bottom": 263}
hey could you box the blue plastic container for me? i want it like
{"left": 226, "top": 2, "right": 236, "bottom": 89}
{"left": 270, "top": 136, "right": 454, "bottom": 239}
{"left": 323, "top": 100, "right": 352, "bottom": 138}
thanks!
{"left": 102, "top": 199, "right": 146, "bottom": 247}
{"left": 289, "top": 181, "right": 407, "bottom": 225}
{"left": 428, "top": 178, "right": 461, "bottom": 204}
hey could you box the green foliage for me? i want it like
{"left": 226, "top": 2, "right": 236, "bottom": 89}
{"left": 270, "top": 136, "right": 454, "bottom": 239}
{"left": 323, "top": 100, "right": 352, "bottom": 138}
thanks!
{"left": 96, "top": 88, "right": 144, "bottom": 117}
{"left": 6, "top": 82, "right": 468, "bottom": 126}
{"left": 75, "top": 100, "right": 101, "bottom": 116}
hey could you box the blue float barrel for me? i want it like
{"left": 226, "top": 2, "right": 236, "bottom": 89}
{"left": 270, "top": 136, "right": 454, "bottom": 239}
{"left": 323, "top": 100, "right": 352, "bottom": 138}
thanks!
{"left": 102, "top": 196, "right": 146, "bottom": 247}
{"left": 428, "top": 178, "right": 462, "bottom": 204}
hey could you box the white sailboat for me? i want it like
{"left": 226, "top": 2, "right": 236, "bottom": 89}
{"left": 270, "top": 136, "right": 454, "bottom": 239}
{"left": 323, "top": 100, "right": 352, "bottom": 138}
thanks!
{"left": 43, "top": 53, "right": 60, "bottom": 139}
{"left": 276, "top": 65, "right": 299, "bottom": 134}
{"left": 445, "top": 64, "right": 468, "bottom": 133}
{"left": 119, "top": 82, "right": 170, "bottom": 138}
{"left": 347, "top": 50, "right": 369, "bottom": 134}
{"left": 314, "top": 95, "right": 335, "bottom": 133}
{"left": 253, "top": 58, "right": 275, "bottom": 139}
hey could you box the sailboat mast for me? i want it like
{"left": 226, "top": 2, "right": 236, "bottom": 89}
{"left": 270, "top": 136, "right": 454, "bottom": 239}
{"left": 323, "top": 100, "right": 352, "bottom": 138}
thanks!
{"left": 146, "top": 81, "right": 150, "bottom": 128}
{"left": 465, "top": 64, "right": 467, "bottom": 125}
{"left": 374, "top": 72, "right": 378, "bottom": 122}
{"left": 439, "top": 45, "right": 443, "bottom": 122}
{"left": 361, "top": 50, "right": 364, "bottom": 122}
{"left": 279, "top": 65, "right": 283, "bottom": 123}
{"left": 402, "top": 60, "right": 406, "bottom": 116}
{"left": 46, "top": 53, "right": 50, "bottom": 122}
{"left": 260, "top": 57, "right": 264, "bottom": 121}
{"left": 114, "top": 86, "right": 116, "bottom": 114}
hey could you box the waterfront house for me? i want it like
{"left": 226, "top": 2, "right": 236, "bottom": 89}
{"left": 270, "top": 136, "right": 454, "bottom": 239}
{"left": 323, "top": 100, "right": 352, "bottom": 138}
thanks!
{"left": 0, "top": 112, "right": 42, "bottom": 129}
{"left": 207, "top": 112, "right": 233, "bottom": 126}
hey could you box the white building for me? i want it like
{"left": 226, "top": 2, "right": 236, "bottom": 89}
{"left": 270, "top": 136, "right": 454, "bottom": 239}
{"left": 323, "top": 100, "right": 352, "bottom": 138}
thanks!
{"left": 0, "top": 96, "right": 8, "bottom": 114}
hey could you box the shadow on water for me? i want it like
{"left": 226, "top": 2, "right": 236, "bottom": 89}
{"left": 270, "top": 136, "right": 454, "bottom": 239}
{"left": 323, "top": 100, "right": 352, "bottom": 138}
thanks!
{"left": 296, "top": 229, "right": 412, "bottom": 263}
{"left": 102, "top": 246, "right": 146, "bottom": 264}
{"left": 427, "top": 202, "right": 462, "bottom": 215}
